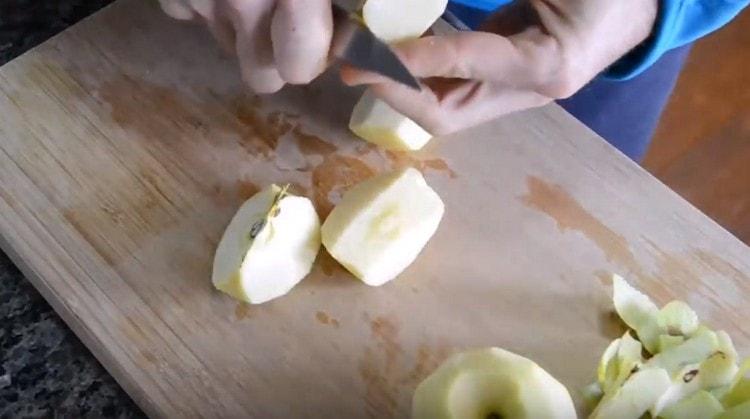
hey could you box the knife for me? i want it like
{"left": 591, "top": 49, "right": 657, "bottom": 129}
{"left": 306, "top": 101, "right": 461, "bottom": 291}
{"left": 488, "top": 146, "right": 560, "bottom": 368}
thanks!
{"left": 330, "top": 4, "right": 421, "bottom": 90}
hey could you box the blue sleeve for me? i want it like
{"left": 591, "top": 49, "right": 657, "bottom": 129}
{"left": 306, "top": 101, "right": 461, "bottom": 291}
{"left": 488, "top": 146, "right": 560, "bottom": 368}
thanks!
{"left": 606, "top": 0, "right": 749, "bottom": 80}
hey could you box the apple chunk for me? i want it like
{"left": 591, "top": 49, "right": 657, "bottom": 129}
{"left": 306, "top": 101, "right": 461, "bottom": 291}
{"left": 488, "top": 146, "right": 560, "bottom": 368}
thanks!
{"left": 412, "top": 347, "right": 576, "bottom": 419}
{"left": 212, "top": 184, "right": 321, "bottom": 304}
{"left": 349, "top": 90, "right": 432, "bottom": 151}
{"left": 362, "top": 0, "right": 449, "bottom": 44}
{"left": 321, "top": 168, "right": 444, "bottom": 286}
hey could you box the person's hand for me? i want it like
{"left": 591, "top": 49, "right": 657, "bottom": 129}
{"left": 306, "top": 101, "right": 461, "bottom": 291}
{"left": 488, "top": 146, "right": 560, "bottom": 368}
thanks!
{"left": 159, "top": 0, "right": 333, "bottom": 93}
{"left": 341, "top": 0, "right": 658, "bottom": 136}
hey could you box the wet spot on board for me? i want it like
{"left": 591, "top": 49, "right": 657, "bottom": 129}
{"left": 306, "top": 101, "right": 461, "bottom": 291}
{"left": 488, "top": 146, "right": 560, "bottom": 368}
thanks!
{"left": 312, "top": 154, "right": 376, "bottom": 217}
{"left": 521, "top": 176, "right": 641, "bottom": 275}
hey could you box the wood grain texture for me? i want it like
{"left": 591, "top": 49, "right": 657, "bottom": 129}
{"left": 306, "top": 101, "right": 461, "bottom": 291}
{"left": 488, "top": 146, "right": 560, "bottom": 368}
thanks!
{"left": 0, "top": 1, "right": 748, "bottom": 417}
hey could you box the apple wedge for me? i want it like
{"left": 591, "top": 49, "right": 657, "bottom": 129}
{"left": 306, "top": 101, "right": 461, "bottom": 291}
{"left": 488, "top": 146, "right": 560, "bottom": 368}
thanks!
{"left": 589, "top": 368, "right": 671, "bottom": 419}
{"left": 349, "top": 90, "right": 432, "bottom": 151}
{"left": 212, "top": 184, "right": 321, "bottom": 304}
{"left": 411, "top": 347, "right": 576, "bottom": 419}
{"left": 659, "top": 390, "right": 724, "bottom": 419}
{"left": 611, "top": 275, "right": 662, "bottom": 353}
{"left": 362, "top": 0, "right": 449, "bottom": 44}
{"left": 723, "top": 358, "right": 750, "bottom": 408}
{"left": 717, "top": 401, "right": 750, "bottom": 419}
{"left": 321, "top": 168, "right": 444, "bottom": 286}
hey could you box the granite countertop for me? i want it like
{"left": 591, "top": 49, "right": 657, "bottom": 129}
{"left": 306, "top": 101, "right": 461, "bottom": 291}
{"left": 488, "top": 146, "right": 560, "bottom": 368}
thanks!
{"left": 1, "top": 1, "right": 144, "bottom": 418}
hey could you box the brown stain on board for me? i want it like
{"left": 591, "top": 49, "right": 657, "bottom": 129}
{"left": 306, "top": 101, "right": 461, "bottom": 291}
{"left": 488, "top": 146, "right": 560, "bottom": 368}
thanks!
{"left": 402, "top": 343, "right": 453, "bottom": 385}
{"left": 236, "top": 179, "right": 260, "bottom": 201}
{"left": 358, "top": 315, "right": 454, "bottom": 417}
{"left": 521, "top": 176, "right": 641, "bottom": 275}
{"left": 359, "top": 347, "right": 399, "bottom": 418}
{"left": 385, "top": 151, "right": 457, "bottom": 179}
{"left": 294, "top": 127, "right": 337, "bottom": 157}
{"left": 370, "top": 316, "right": 402, "bottom": 372}
{"left": 312, "top": 154, "right": 376, "bottom": 218}
{"left": 234, "top": 302, "right": 254, "bottom": 321}
{"left": 317, "top": 249, "right": 346, "bottom": 277}
{"left": 315, "top": 311, "right": 340, "bottom": 328}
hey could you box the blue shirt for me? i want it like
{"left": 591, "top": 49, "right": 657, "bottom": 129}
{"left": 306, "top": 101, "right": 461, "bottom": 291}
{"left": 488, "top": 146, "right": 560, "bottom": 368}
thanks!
{"left": 447, "top": 0, "right": 749, "bottom": 80}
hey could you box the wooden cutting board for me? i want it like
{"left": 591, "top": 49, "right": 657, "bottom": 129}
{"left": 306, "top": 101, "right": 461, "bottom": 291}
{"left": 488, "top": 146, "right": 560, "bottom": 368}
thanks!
{"left": 1, "top": 1, "right": 748, "bottom": 417}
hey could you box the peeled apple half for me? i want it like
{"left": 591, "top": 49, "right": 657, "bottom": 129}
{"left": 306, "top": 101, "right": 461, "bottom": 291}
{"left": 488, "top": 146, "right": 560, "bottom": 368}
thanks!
{"left": 349, "top": 0, "right": 448, "bottom": 151}
{"left": 321, "top": 168, "right": 444, "bottom": 286}
{"left": 212, "top": 185, "right": 321, "bottom": 304}
{"left": 411, "top": 347, "right": 576, "bottom": 419}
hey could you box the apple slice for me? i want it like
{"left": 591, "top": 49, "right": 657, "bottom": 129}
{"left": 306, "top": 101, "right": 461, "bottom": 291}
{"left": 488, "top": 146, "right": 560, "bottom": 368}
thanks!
{"left": 411, "top": 347, "right": 576, "bottom": 419}
{"left": 612, "top": 332, "right": 643, "bottom": 389}
{"left": 658, "top": 334, "right": 686, "bottom": 353}
{"left": 212, "top": 184, "right": 321, "bottom": 304}
{"left": 597, "top": 338, "right": 621, "bottom": 390}
{"left": 362, "top": 0, "right": 449, "bottom": 43}
{"left": 611, "top": 275, "right": 661, "bottom": 353}
{"left": 349, "top": 90, "right": 432, "bottom": 151}
{"left": 589, "top": 368, "right": 671, "bottom": 419}
{"left": 659, "top": 390, "right": 724, "bottom": 419}
{"left": 321, "top": 168, "right": 444, "bottom": 286}
{"left": 717, "top": 401, "right": 750, "bottom": 419}
{"left": 658, "top": 300, "right": 699, "bottom": 337}
{"left": 581, "top": 382, "right": 604, "bottom": 412}
{"left": 651, "top": 364, "right": 703, "bottom": 416}
{"left": 645, "top": 328, "right": 718, "bottom": 373}
{"left": 723, "top": 358, "right": 750, "bottom": 408}
{"left": 717, "top": 330, "right": 740, "bottom": 361}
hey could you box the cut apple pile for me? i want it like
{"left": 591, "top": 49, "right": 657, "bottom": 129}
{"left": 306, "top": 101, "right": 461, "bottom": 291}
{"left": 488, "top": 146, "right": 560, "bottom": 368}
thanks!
{"left": 584, "top": 275, "right": 750, "bottom": 419}
{"left": 212, "top": 169, "right": 444, "bottom": 303}
{"left": 348, "top": 0, "right": 448, "bottom": 151}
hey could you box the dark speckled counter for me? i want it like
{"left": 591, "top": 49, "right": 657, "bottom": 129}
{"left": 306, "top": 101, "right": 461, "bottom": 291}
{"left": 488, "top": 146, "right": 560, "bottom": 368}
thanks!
{"left": 1, "top": 1, "right": 145, "bottom": 417}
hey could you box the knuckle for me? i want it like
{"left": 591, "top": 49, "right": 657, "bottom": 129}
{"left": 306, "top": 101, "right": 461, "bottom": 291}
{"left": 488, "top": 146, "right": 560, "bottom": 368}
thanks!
{"left": 532, "top": 38, "right": 582, "bottom": 99}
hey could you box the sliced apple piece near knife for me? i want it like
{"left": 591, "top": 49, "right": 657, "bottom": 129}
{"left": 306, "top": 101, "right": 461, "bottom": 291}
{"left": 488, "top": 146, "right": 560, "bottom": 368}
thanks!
{"left": 347, "top": 0, "right": 449, "bottom": 151}
{"left": 212, "top": 184, "right": 321, "bottom": 304}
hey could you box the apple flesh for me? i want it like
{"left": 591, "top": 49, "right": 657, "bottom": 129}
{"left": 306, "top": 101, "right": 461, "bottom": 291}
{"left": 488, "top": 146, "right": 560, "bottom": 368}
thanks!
{"left": 212, "top": 185, "right": 321, "bottom": 304}
{"left": 718, "top": 400, "right": 750, "bottom": 419}
{"left": 611, "top": 275, "right": 661, "bottom": 353}
{"left": 321, "top": 168, "right": 444, "bottom": 286}
{"left": 723, "top": 358, "right": 750, "bottom": 408}
{"left": 362, "top": 0, "right": 449, "bottom": 44}
{"left": 350, "top": 0, "right": 448, "bottom": 151}
{"left": 349, "top": 90, "right": 432, "bottom": 151}
{"left": 411, "top": 347, "right": 576, "bottom": 419}
{"left": 589, "top": 368, "right": 671, "bottom": 419}
{"left": 659, "top": 390, "right": 724, "bottom": 419}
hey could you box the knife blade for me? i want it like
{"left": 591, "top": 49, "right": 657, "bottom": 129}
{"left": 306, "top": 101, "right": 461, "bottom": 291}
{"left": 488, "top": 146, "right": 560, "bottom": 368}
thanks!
{"left": 330, "top": 4, "right": 421, "bottom": 90}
